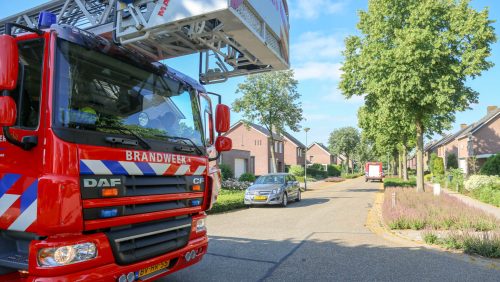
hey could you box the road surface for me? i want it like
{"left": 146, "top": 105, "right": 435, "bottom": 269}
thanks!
{"left": 163, "top": 177, "right": 499, "bottom": 281}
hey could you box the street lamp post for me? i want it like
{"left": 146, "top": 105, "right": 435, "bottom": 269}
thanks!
{"left": 304, "top": 127, "right": 310, "bottom": 191}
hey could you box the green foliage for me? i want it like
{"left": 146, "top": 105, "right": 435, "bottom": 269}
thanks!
{"left": 432, "top": 157, "right": 445, "bottom": 176}
{"left": 233, "top": 70, "right": 303, "bottom": 172}
{"left": 238, "top": 173, "right": 256, "bottom": 182}
{"left": 341, "top": 172, "right": 364, "bottom": 179}
{"left": 309, "top": 163, "right": 324, "bottom": 170}
{"left": 446, "top": 153, "right": 459, "bottom": 170}
{"left": 471, "top": 187, "right": 500, "bottom": 207}
{"left": 208, "top": 190, "right": 245, "bottom": 214}
{"left": 481, "top": 154, "right": 500, "bottom": 176}
{"left": 306, "top": 167, "right": 328, "bottom": 179}
{"left": 288, "top": 165, "right": 305, "bottom": 177}
{"left": 328, "top": 127, "right": 360, "bottom": 173}
{"left": 424, "top": 173, "right": 433, "bottom": 182}
{"left": 447, "top": 168, "right": 465, "bottom": 192}
{"left": 340, "top": 0, "right": 497, "bottom": 191}
{"left": 218, "top": 164, "right": 233, "bottom": 180}
{"left": 384, "top": 177, "right": 416, "bottom": 188}
{"left": 423, "top": 232, "right": 439, "bottom": 245}
{"left": 327, "top": 165, "right": 342, "bottom": 177}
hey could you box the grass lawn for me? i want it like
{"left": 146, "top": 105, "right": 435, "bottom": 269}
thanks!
{"left": 383, "top": 187, "right": 500, "bottom": 258}
{"left": 208, "top": 189, "right": 246, "bottom": 214}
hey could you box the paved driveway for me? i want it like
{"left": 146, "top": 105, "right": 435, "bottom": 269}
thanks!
{"left": 162, "top": 177, "right": 499, "bottom": 281}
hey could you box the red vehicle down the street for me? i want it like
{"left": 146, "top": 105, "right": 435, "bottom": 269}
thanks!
{"left": 365, "top": 162, "right": 384, "bottom": 182}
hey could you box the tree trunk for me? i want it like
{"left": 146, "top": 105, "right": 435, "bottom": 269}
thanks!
{"left": 416, "top": 119, "right": 424, "bottom": 192}
{"left": 402, "top": 146, "right": 408, "bottom": 181}
{"left": 392, "top": 152, "right": 398, "bottom": 176}
{"left": 346, "top": 156, "right": 350, "bottom": 174}
{"left": 269, "top": 125, "right": 277, "bottom": 173}
{"left": 398, "top": 150, "right": 402, "bottom": 179}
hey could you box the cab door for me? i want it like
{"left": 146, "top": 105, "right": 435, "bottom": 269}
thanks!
{"left": 0, "top": 35, "right": 48, "bottom": 233}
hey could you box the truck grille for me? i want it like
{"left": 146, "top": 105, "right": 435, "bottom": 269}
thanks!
{"left": 106, "top": 216, "right": 192, "bottom": 265}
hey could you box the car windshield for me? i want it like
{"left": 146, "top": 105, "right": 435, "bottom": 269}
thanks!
{"left": 53, "top": 39, "right": 204, "bottom": 146}
{"left": 255, "top": 175, "right": 285, "bottom": 185}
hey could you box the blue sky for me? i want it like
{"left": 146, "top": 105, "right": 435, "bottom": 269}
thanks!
{"left": 1, "top": 0, "right": 498, "bottom": 147}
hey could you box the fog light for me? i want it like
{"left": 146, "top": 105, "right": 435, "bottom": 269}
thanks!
{"left": 196, "top": 219, "right": 206, "bottom": 233}
{"left": 126, "top": 272, "right": 135, "bottom": 282}
{"left": 38, "top": 243, "right": 97, "bottom": 267}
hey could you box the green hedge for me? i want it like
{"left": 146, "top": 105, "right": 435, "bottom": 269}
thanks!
{"left": 481, "top": 154, "right": 500, "bottom": 176}
{"left": 209, "top": 190, "right": 245, "bottom": 214}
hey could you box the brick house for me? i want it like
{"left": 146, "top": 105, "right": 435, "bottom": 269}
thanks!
{"left": 283, "top": 132, "right": 306, "bottom": 168}
{"left": 221, "top": 121, "right": 285, "bottom": 176}
{"left": 307, "top": 142, "right": 336, "bottom": 167}
{"left": 456, "top": 106, "right": 499, "bottom": 174}
{"left": 423, "top": 106, "right": 499, "bottom": 174}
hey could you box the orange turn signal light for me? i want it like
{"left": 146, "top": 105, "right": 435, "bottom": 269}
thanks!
{"left": 192, "top": 185, "right": 201, "bottom": 191}
{"left": 102, "top": 188, "right": 119, "bottom": 197}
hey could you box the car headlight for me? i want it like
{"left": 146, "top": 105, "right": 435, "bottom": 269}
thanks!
{"left": 245, "top": 190, "right": 251, "bottom": 195}
{"left": 38, "top": 243, "right": 97, "bottom": 267}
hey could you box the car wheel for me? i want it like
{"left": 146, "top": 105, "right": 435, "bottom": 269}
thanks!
{"left": 281, "top": 193, "right": 288, "bottom": 207}
{"left": 295, "top": 190, "right": 301, "bottom": 202}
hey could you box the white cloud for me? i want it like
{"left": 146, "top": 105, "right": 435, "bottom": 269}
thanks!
{"left": 291, "top": 0, "right": 346, "bottom": 20}
{"left": 291, "top": 32, "right": 344, "bottom": 63}
{"left": 293, "top": 62, "right": 343, "bottom": 81}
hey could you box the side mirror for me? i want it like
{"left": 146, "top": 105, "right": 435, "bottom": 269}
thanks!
{"left": 0, "top": 35, "right": 19, "bottom": 90}
{"left": 215, "top": 104, "right": 230, "bottom": 133}
{"left": 215, "top": 136, "right": 232, "bottom": 152}
{"left": 0, "top": 96, "right": 17, "bottom": 127}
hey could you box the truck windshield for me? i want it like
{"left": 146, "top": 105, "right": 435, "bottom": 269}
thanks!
{"left": 53, "top": 39, "right": 204, "bottom": 147}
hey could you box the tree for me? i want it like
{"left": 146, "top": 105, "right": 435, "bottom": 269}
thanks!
{"left": 340, "top": 0, "right": 496, "bottom": 191}
{"left": 233, "top": 70, "right": 303, "bottom": 173}
{"left": 480, "top": 154, "right": 500, "bottom": 176}
{"left": 328, "top": 127, "right": 360, "bottom": 174}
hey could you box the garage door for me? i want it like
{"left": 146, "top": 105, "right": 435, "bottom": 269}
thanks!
{"left": 235, "top": 158, "right": 246, "bottom": 178}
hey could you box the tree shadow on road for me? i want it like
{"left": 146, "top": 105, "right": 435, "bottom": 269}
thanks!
{"left": 163, "top": 234, "right": 500, "bottom": 282}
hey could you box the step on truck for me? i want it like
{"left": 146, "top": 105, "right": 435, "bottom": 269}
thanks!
{"left": 0, "top": 0, "right": 290, "bottom": 281}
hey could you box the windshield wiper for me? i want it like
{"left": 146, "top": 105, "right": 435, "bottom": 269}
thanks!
{"left": 100, "top": 125, "right": 151, "bottom": 150}
{"left": 155, "top": 134, "right": 203, "bottom": 155}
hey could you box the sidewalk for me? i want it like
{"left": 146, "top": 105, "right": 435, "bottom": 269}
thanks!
{"left": 442, "top": 187, "right": 500, "bottom": 220}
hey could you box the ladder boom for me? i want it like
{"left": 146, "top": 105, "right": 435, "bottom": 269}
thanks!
{"left": 0, "top": 0, "right": 290, "bottom": 84}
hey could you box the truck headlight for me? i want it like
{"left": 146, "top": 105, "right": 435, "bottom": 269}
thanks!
{"left": 196, "top": 218, "right": 206, "bottom": 233}
{"left": 38, "top": 243, "right": 97, "bottom": 267}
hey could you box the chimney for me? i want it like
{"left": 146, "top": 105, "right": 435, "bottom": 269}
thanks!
{"left": 460, "top": 124, "right": 468, "bottom": 129}
{"left": 487, "top": 105, "right": 498, "bottom": 114}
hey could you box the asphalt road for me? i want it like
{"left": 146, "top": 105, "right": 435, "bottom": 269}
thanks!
{"left": 163, "top": 177, "right": 500, "bottom": 282}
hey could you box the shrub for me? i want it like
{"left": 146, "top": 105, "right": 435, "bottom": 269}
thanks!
{"left": 447, "top": 168, "right": 464, "bottom": 191}
{"left": 429, "top": 153, "right": 438, "bottom": 174}
{"left": 481, "top": 154, "right": 500, "bottom": 176}
{"left": 289, "top": 165, "right": 305, "bottom": 177}
{"left": 219, "top": 163, "right": 233, "bottom": 180}
{"left": 310, "top": 163, "right": 325, "bottom": 170}
{"left": 432, "top": 157, "right": 445, "bottom": 176}
{"left": 327, "top": 165, "right": 341, "bottom": 177}
{"left": 221, "top": 178, "right": 251, "bottom": 190}
{"left": 422, "top": 231, "right": 439, "bottom": 244}
{"left": 238, "top": 173, "right": 256, "bottom": 182}
{"left": 208, "top": 190, "right": 245, "bottom": 214}
{"left": 464, "top": 175, "right": 500, "bottom": 192}
{"left": 424, "top": 173, "right": 433, "bottom": 182}
{"left": 471, "top": 186, "right": 500, "bottom": 207}
{"left": 306, "top": 167, "right": 327, "bottom": 179}
{"left": 384, "top": 177, "right": 416, "bottom": 188}
{"left": 446, "top": 153, "right": 459, "bottom": 169}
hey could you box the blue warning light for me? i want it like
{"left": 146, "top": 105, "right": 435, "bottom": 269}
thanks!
{"left": 38, "top": 11, "right": 57, "bottom": 29}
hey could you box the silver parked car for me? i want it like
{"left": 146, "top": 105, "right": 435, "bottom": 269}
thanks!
{"left": 244, "top": 173, "right": 301, "bottom": 207}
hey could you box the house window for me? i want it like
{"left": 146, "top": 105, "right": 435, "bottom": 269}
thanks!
{"left": 275, "top": 141, "right": 279, "bottom": 153}
{"left": 279, "top": 142, "right": 283, "bottom": 154}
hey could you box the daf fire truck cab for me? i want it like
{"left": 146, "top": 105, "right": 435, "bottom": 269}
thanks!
{"left": 0, "top": 0, "right": 290, "bottom": 281}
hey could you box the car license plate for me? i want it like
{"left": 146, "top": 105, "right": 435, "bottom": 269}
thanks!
{"left": 254, "top": 195, "right": 267, "bottom": 201}
{"left": 138, "top": 260, "right": 170, "bottom": 279}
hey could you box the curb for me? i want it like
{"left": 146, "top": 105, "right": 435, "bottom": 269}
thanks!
{"left": 365, "top": 183, "right": 500, "bottom": 269}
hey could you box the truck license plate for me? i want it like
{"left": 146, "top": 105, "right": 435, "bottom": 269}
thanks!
{"left": 137, "top": 260, "right": 170, "bottom": 279}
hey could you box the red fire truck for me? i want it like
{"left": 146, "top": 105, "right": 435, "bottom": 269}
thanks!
{"left": 0, "top": 0, "right": 290, "bottom": 281}
{"left": 365, "top": 162, "right": 384, "bottom": 182}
